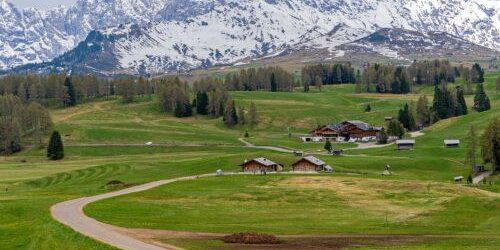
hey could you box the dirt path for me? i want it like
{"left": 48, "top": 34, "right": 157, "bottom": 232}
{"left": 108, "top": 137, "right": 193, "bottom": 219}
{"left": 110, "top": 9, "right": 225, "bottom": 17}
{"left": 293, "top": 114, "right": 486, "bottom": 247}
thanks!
{"left": 54, "top": 102, "right": 107, "bottom": 123}
{"left": 51, "top": 173, "right": 219, "bottom": 250}
{"left": 473, "top": 171, "right": 493, "bottom": 184}
{"left": 238, "top": 138, "right": 295, "bottom": 153}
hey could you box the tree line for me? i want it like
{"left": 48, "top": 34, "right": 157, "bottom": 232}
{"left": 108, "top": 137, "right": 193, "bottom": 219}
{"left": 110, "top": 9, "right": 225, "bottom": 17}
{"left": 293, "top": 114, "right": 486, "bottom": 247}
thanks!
{"left": 0, "top": 74, "right": 155, "bottom": 107}
{"left": 357, "top": 60, "right": 486, "bottom": 94}
{"left": 157, "top": 76, "right": 258, "bottom": 127}
{"left": 301, "top": 63, "right": 356, "bottom": 92}
{"left": 380, "top": 80, "right": 491, "bottom": 141}
{"left": 0, "top": 95, "right": 52, "bottom": 154}
{"left": 225, "top": 66, "right": 295, "bottom": 92}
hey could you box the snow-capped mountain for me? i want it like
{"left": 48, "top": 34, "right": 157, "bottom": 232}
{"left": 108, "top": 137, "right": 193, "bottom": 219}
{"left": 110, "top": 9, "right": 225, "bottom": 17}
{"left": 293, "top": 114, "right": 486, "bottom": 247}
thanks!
{"left": 2, "top": 0, "right": 499, "bottom": 74}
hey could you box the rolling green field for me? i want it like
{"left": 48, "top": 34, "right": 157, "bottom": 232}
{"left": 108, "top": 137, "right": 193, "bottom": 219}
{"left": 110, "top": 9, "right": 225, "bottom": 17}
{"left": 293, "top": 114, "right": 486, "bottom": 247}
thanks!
{"left": 0, "top": 72, "right": 498, "bottom": 249}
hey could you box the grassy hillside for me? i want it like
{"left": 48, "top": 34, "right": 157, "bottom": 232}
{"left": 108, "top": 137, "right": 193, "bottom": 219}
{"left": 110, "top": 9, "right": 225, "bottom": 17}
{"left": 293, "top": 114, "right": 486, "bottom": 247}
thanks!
{"left": 0, "top": 72, "right": 498, "bottom": 249}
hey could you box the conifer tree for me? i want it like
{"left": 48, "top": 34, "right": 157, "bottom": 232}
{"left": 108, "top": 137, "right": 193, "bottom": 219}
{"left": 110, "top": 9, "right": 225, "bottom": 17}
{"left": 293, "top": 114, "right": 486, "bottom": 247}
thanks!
{"left": 324, "top": 140, "right": 333, "bottom": 153}
{"left": 174, "top": 101, "right": 183, "bottom": 117}
{"left": 473, "top": 84, "right": 490, "bottom": 112}
{"left": 223, "top": 98, "right": 238, "bottom": 127}
{"left": 398, "top": 104, "right": 416, "bottom": 131}
{"left": 195, "top": 91, "right": 209, "bottom": 115}
{"left": 64, "top": 76, "right": 76, "bottom": 106}
{"left": 432, "top": 84, "right": 450, "bottom": 119}
{"left": 47, "top": 131, "right": 64, "bottom": 160}
{"left": 455, "top": 86, "right": 467, "bottom": 116}
{"left": 270, "top": 73, "right": 277, "bottom": 92}
{"left": 471, "top": 63, "right": 484, "bottom": 83}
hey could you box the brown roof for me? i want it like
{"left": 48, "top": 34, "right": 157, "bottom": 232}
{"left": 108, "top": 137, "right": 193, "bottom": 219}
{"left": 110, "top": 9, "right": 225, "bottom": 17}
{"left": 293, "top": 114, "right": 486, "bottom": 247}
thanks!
{"left": 240, "top": 158, "right": 278, "bottom": 167}
{"left": 293, "top": 156, "right": 326, "bottom": 167}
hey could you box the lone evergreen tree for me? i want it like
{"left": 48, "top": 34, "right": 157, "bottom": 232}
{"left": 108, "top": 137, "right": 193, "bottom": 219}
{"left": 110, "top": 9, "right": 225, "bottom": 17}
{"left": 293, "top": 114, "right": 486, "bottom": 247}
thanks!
{"left": 47, "top": 131, "right": 64, "bottom": 160}
{"left": 473, "top": 84, "right": 491, "bottom": 112}
{"left": 324, "top": 140, "right": 333, "bottom": 153}
{"left": 64, "top": 76, "right": 76, "bottom": 106}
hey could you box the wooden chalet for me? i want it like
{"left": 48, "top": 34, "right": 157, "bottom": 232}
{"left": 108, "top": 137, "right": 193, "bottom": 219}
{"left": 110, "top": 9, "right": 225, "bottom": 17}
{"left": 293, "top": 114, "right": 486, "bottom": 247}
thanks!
{"left": 310, "top": 121, "right": 381, "bottom": 142}
{"left": 338, "top": 121, "right": 382, "bottom": 140}
{"left": 240, "top": 158, "right": 281, "bottom": 173}
{"left": 396, "top": 140, "right": 415, "bottom": 150}
{"left": 292, "top": 156, "right": 330, "bottom": 172}
{"left": 311, "top": 125, "right": 340, "bottom": 140}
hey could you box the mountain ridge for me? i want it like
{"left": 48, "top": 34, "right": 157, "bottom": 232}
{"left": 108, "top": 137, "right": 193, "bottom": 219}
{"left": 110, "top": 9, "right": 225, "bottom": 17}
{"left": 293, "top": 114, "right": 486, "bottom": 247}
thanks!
{"left": 1, "top": 0, "right": 499, "bottom": 74}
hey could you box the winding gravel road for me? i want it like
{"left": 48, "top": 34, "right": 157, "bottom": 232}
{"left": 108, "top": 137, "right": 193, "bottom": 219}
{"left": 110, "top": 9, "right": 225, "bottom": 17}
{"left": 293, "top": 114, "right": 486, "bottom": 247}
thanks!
{"left": 51, "top": 174, "right": 217, "bottom": 250}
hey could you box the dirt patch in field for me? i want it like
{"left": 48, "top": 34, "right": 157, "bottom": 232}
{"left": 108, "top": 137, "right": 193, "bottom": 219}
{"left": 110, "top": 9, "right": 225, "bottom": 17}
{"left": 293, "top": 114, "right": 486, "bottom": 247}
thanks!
{"left": 272, "top": 176, "right": 498, "bottom": 221}
{"left": 159, "top": 234, "right": 440, "bottom": 250}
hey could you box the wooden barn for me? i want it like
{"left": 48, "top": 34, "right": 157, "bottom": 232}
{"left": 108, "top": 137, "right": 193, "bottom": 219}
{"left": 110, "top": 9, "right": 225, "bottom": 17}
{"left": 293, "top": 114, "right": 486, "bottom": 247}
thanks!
{"left": 396, "top": 140, "right": 415, "bottom": 150}
{"left": 292, "top": 156, "right": 329, "bottom": 172}
{"left": 240, "top": 158, "right": 282, "bottom": 173}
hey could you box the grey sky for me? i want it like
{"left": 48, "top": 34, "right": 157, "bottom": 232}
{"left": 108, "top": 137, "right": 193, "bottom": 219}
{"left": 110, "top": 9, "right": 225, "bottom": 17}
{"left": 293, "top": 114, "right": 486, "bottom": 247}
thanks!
{"left": 10, "top": 0, "right": 77, "bottom": 9}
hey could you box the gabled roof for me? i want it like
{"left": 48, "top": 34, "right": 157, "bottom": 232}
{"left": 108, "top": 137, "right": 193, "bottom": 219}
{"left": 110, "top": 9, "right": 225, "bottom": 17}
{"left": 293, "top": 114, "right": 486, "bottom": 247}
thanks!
{"left": 343, "top": 120, "right": 382, "bottom": 131}
{"left": 444, "top": 139, "right": 460, "bottom": 144}
{"left": 294, "top": 156, "right": 326, "bottom": 166}
{"left": 241, "top": 157, "right": 278, "bottom": 167}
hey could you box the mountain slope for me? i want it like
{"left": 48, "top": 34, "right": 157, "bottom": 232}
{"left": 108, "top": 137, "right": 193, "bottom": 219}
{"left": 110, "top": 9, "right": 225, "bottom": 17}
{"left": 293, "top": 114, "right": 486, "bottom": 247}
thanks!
{"left": 2, "top": 0, "right": 499, "bottom": 74}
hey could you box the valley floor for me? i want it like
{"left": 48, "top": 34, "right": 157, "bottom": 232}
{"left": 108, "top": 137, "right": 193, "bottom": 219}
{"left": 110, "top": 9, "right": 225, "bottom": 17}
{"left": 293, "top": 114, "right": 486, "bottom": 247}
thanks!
{"left": 0, "top": 73, "right": 499, "bottom": 249}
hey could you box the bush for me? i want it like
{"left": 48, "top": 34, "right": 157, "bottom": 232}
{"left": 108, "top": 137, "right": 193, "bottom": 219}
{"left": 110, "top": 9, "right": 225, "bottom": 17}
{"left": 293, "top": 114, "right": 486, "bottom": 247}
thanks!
{"left": 105, "top": 180, "right": 126, "bottom": 188}
{"left": 222, "top": 233, "right": 280, "bottom": 244}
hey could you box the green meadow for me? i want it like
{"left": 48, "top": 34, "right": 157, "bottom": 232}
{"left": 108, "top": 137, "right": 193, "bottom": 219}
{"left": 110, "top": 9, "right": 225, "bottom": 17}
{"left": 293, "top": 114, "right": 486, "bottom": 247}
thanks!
{"left": 0, "top": 72, "right": 498, "bottom": 249}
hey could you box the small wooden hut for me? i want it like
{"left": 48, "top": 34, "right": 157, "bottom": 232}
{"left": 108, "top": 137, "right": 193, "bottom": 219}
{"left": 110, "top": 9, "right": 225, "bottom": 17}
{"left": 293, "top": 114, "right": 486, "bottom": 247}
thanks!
{"left": 240, "top": 158, "right": 281, "bottom": 173}
{"left": 292, "top": 156, "right": 327, "bottom": 172}
{"left": 396, "top": 140, "right": 415, "bottom": 150}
